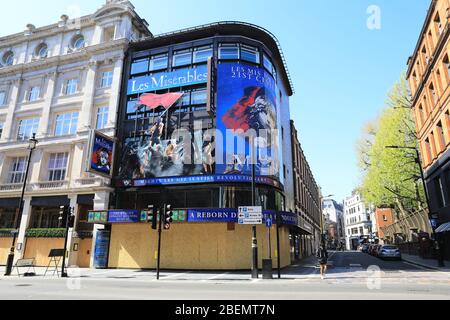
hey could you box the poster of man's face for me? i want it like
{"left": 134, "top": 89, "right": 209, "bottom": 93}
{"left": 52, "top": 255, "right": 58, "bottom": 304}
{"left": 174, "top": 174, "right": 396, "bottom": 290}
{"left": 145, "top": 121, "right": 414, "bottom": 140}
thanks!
{"left": 90, "top": 133, "right": 114, "bottom": 176}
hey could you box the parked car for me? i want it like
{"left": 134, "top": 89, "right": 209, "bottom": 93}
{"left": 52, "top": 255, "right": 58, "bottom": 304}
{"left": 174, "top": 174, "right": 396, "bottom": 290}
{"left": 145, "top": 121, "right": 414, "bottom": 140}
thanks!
{"left": 378, "top": 245, "right": 402, "bottom": 260}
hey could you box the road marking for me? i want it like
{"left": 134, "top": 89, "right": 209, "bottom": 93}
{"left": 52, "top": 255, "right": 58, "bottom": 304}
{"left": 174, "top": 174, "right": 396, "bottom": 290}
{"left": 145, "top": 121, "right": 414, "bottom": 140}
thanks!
{"left": 199, "top": 272, "right": 231, "bottom": 282}
{"left": 160, "top": 271, "right": 193, "bottom": 280}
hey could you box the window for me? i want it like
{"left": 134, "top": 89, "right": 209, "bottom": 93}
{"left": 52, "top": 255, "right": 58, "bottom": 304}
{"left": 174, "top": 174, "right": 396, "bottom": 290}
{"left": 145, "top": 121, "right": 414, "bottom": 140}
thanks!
{"left": 437, "top": 121, "right": 446, "bottom": 151}
{"left": 0, "top": 122, "right": 3, "bottom": 138}
{"left": 149, "top": 54, "right": 168, "bottom": 71}
{"left": 193, "top": 46, "right": 213, "bottom": 64}
{"left": 383, "top": 215, "right": 388, "bottom": 222}
{"left": 429, "top": 83, "right": 438, "bottom": 105}
{"left": 103, "top": 27, "right": 115, "bottom": 42}
{"left": 173, "top": 49, "right": 192, "bottom": 67}
{"left": 35, "top": 43, "right": 48, "bottom": 58}
{"left": 96, "top": 106, "right": 109, "bottom": 129}
{"left": 430, "top": 131, "right": 437, "bottom": 158}
{"left": 131, "top": 58, "right": 149, "bottom": 75}
{"left": 55, "top": 112, "right": 79, "bottom": 136}
{"left": 48, "top": 153, "right": 68, "bottom": 182}
{"left": 0, "top": 208, "right": 20, "bottom": 229}
{"left": 101, "top": 71, "right": 113, "bottom": 88}
{"left": 446, "top": 110, "right": 450, "bottom": 133}
{"left": 418, "top": 104, "right": 425, "bottom": 125}
{"left": 424, "top": 138, "right": 432, "bottom": 164}
{"left": 65, "top": 79, "right": 78, "bottom": 95}
{"left": 241, "top": 45, "right": 259, "bottom": 64}
{"left": 434, "top": 177, "right": 446, "bottom": 208}
{"left": 2, "top": 51, "right": 14, "bottom": 66}
{"left": 435, "top": 13, "right": 443, "bottom": 35}
{"left": 72, "top": 35, "right": 85, "bottom": 50}
{"left": 444, "top": 55, "right": 450, "bottom": 81}
{"left": 412, "top": 71, "right": 419, "bottom": 88}
{"left": 422, "top": 46, "right": 429, "bottom": 64}
{"left": 191, "top": 88, "right": 207, "bottom": 105}
{"left": 17, "top": 118, "right": 39, "bottom": 141}
{"left": 177, "top": 91, "right": 191, "bottom": 107}
{"left": 8, "top": 157, "right": 28, "bottom": 184}
{"left": 0, "top": 91, "right": 5, "bottom": 105}
{"left": 219, "top": 44, "right": 239, "bottom": 60}
{"left": 28, "top": 86, "right": 40, "bottom": 102}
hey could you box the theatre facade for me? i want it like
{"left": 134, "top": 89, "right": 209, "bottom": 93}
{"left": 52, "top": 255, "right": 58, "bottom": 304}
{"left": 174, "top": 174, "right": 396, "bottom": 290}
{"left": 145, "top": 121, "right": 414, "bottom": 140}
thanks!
{"left": 91, "top": 22, "right": 316, "bottom": 270}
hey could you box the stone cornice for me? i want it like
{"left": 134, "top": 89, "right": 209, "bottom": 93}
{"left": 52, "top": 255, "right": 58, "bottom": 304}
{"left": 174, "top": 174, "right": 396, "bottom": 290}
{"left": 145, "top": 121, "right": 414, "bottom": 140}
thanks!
{"left": 0, "top": 39, "right": 128, "bottom": 77}
{"left": 0, "top": 16, "right": 96, "bottom": 48}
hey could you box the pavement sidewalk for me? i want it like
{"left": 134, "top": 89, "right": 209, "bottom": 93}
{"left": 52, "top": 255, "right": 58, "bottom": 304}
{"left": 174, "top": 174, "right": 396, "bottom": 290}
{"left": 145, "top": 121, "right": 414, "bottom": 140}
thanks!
{"left": 402, "top": 254, "right": 450, "bottom": 272}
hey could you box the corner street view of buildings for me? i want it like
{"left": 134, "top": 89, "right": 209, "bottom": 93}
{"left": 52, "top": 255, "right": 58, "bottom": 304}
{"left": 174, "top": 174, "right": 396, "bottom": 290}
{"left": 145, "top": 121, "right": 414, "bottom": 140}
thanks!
{"left": 0, "top": 0, "right": 321, "bottom": 271}
{"left": 0, "top": 0, "right": 449, "bottom": 279}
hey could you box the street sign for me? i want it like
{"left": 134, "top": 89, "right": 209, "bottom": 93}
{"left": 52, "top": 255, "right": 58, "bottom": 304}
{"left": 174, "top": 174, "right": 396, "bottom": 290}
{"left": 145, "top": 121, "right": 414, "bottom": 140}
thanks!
{"left": 266, "top": 218, "right": 273, "bottom": 228}
{"left": 238, "top": 206, "right": 263, "bottom": 225}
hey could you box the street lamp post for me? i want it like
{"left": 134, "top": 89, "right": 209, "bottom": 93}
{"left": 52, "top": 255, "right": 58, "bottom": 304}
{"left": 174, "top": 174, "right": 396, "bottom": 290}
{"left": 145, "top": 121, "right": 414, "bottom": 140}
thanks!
{"left": 4, "top": 133, "right": 38, "bottom": 276}
{"left": 386, "top": 145, "right": 445, "bottom": 267}
{"left": 250, "top": 136, "right": 259, "bottom": 279}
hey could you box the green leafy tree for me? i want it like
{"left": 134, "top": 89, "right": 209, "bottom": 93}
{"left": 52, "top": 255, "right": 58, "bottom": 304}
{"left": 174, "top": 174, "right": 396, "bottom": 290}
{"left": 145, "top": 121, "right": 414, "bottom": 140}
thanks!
{"left": 357, "top": 74, "right": 425, "bottom": 218}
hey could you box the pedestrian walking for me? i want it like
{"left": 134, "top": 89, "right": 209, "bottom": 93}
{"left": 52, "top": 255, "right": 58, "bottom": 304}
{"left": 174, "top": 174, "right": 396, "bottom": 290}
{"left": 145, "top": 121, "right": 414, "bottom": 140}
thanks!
{"left": 316, "top": 243, "right": 329, "bottom": 280}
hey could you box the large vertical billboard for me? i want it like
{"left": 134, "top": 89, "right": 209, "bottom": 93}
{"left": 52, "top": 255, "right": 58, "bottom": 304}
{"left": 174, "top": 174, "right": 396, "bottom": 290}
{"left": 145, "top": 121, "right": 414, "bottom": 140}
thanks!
{"left": 215, "top": 63, "right": 280, "bottom": 181}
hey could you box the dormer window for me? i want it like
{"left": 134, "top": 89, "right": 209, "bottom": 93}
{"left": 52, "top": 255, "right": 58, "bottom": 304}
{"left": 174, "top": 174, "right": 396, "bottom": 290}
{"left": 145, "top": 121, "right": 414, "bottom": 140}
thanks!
{"left": 71, "top": 35, "right": 85, "bottom": 50}
{"left": 35, "top": 43, "right": 48, "bottom": 59}
{"left": 2, "top": 51, "right": 14, "bottom": 66}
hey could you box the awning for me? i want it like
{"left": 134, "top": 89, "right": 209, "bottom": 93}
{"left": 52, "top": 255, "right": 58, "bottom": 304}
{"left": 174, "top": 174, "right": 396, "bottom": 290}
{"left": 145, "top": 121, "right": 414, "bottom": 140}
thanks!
{"left": 435, "top": 222, "right": 450, "bottom": 233}
{"left": 31, "top": 196, "right": 70, "bottom": 207}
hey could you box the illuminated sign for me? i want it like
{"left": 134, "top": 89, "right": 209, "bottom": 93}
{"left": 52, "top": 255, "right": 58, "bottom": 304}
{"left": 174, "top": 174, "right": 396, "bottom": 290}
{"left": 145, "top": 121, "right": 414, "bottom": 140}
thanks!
{"left": 127, "top": 65, "right": 208, "bottom": 95}
{"left": 88, "top": 211, "right": 108, "bottom": 223}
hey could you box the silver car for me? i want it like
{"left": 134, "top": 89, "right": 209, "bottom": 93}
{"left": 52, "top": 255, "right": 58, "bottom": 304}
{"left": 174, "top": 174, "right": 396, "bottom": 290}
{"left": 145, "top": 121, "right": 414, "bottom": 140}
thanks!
{"left": 378, "top": 245, "right": 402, "bottom": 260}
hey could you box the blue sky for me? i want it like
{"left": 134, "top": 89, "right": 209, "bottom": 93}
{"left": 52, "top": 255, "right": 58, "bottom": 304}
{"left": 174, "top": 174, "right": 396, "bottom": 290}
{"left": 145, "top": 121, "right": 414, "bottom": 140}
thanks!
{"left": 1, "top": 0, "right": 430, "bottom": 202}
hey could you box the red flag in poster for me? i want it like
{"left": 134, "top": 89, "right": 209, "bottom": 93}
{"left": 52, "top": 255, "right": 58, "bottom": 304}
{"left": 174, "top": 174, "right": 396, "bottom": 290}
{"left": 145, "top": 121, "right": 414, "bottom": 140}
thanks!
{"left": 138, "top": 93, "right": 184, "bottom": 110}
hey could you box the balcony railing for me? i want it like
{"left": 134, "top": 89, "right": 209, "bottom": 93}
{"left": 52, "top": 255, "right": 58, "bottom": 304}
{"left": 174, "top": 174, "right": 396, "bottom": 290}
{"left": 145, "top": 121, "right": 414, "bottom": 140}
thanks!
{"left": 73, "top": 178, "right": 106, "bottom": 188}
{"left": 0, "top": 183, "right": 23, "bottom": 191}
{"left": 30, "top": 181, "right": 69, "bottom": 191}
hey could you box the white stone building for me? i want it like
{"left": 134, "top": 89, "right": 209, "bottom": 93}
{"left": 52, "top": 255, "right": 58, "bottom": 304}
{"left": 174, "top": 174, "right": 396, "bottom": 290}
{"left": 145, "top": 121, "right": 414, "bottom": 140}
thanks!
{"left": 0, "top": 0, "right": 150, "bottom": 268}
{"left": 322, "top": 199, "right": 345, "bottom": 247}
{"left": 343, "top": 193, "right": 375, "bottom": 250}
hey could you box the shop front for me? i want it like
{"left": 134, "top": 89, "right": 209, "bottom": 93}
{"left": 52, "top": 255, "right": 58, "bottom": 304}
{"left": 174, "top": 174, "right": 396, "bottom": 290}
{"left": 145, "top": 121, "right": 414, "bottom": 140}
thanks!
{"left": 89, "top": 207, "right": 295, "bottom": 270}
{"left": 0, "top": 198, "right": 21, "bottom": 265}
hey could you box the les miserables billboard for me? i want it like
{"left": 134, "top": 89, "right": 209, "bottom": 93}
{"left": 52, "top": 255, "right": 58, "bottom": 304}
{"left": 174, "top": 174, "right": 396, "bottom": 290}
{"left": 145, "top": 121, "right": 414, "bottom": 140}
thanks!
{"left": 88, "top": 130, "right": 115, "bottom": 178}
{"left": 116, "top": 63, "right": 282, "bottom": 187}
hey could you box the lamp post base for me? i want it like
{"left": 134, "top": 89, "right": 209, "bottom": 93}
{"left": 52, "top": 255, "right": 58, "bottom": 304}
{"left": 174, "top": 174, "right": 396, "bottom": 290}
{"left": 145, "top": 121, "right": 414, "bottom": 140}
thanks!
{"left": 4, "top": 253, "right": 15, "bottom": 276}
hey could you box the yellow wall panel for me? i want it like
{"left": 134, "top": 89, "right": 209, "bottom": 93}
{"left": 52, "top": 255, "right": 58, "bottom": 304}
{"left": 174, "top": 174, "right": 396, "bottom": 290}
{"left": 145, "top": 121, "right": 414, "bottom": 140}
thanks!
{"left": 108, "top": 223, "right": 292, "bottom": 270}
{"left": 23, "top": 238, "right": 65, "bottom": 267}
{"left": 0, "top": 238, "right": 12, "bottom": 266}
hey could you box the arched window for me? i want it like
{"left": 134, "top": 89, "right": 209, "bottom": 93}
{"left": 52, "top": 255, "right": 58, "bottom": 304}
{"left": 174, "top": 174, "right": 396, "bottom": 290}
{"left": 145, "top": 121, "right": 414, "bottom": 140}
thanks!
{"left": 2, "top": 51, "right": 14, "bottom": 66}
{"left": 72, "top": 35, "right": 85, "bottom": 50}
{"left": 35, "top": 43, "right": 48, "bottom": 58}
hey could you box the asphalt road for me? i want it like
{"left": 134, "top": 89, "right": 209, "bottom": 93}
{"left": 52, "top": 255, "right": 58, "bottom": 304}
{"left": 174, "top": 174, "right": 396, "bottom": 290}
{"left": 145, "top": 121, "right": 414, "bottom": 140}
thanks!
{"left": 0, "top": 251, "right": 448, "bottom": 300}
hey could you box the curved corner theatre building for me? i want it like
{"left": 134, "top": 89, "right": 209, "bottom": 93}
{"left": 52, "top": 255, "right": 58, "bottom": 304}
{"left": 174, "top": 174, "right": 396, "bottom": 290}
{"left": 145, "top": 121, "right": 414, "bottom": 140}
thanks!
{"left": 100, "top": 22, "right": 309, "bottom": 270}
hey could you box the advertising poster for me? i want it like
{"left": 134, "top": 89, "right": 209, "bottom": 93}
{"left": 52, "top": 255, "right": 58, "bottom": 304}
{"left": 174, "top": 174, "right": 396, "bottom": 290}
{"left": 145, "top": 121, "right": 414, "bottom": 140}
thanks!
{"left": 118, "top": 114, "right": 214, "bottom": 180}
{"left": 89, "top": 131, "right": 115, "bottom": 178}
{"left": 215, "top": 63, "right": 280, "bottom": 181}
